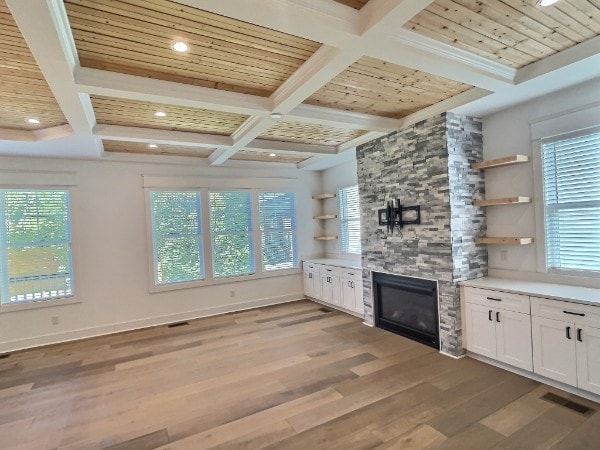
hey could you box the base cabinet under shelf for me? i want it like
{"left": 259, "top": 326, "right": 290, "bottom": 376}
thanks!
{"left": 303, "top": 262, "right": 363, "bottom": 316}
{"left": 532, "top": 316, "right": 600, "bottom": 395}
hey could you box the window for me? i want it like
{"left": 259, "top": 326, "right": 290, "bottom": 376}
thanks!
{"left": 259, "top": 192, "right": 297, "bottom": 271}
{"left": 0, "top": 190, "right": 73, "bottom": 304}
{"left": 542, "top": 130, "right": 600, "bottom": 273}
{"left": 209, "top": 191, "right": 254, "bottom": 278}
{"left": 339, "top": 185, "right": 361, "bottom": 254}
{"left": 150, "top": 191, "right": 204, "bottom": 285}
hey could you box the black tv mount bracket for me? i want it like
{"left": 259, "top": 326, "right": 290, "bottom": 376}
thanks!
{"left": 378, "top": 200, "right": 421, "bottom": 234}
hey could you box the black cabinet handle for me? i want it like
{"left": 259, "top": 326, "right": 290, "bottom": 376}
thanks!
{"left": 488, "top": 310, "right": 493, "bottom": 321}
{"left": 487, "top": 297, "right": 502, "bottom": 302}
{"left": 308, "top": 273, "right": 312, "bottom": 279}
{"left": 496, "top": 311, "right": 501, "bottom": 323}
{"left": 577, "top": 328, "right": 583, "bottom": 342}
{"left": 566, "top": 326, "right": 572, "bottom": 340}
{"left": 350, "top": 281, "right": 354, "bottom": 288}
{"left": 563, "top": 310, "right": 585, "bottom": 317}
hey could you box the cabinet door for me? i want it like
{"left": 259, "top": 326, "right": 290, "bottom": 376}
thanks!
{"left": 320, "top": 274, "right": 332, "bottom": 304}
{"left": 353, "top": 278, "right": 364, "bottom": 315}
{"left": 532, "top": 316, "right": 577, "bottom": 386}
{"left": 495, "top": 309, "right": 533, "bottom": 371}
{"left": 312, "top": 271, "right": 322, "bottom": 299}
{"left": 464, "top": 303, "right": 496, "bottom": 359}
{"left": 576, "top": 325, "right": 600, "bottom": 396}
{"left": 303, "top": 270, "right": 314, "bottom": 298}
{"left": 330, "top": 275, "right": 341, "bottom": 306}
{"left": 341, "top": 278, "right": 354, "bottom": 310}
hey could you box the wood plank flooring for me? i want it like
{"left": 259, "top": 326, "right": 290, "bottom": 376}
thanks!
{"left": 1, "top": 300, "right": 599, "bottom": 449}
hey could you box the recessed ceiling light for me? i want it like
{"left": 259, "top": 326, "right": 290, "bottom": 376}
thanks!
{"left": 148, "top": 144, "right": 158, "bottom": 149}
{"left": 269, "top": 153, "right": 277, "bottom": 157}
{"left": 270, "top": 113, "right": 283, "bottom": 120}
{"left": 172, "top": 41, "right": 189, "bottom": 52}
{"left": 26, "top": 118, "right": 40, "bottom": 124}
{"left": 154, "top": 111, "right": 167, "bottom": 117}
{"left": 537, "top": 0, "right": 559, "bottom": 6}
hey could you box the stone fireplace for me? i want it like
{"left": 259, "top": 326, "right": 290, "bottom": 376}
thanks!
{"left": 356, "top": 112, "right": 487, "bottom": 357}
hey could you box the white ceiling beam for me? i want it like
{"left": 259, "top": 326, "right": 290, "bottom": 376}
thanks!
{"left": 170, "top": 0, "right": 361, "bottom": 48}
{"left": 33, "top": 125, "right": 74, "bottom": 142}
{"left": 94, "top": 125, "right": 232, "bottom": 148}
{"left": 6, "top": 0, "right": 97, "bottom": 137}
{"left": 0, "top": 129, "right": 36, "bottom": 142}
{"left": 515, "top": 36, "right": 600, "bottom": 85}
{"left": 246, "top": 139, "right": 336, "bottom": 155}
{"left": 397, "top": 88, "right": 491, "bottom": 129}
{"left": 74, "top": 67, "right": 271, "bottom": 117}
{"left": 288, "top": 104, "right": 399, "bottom": 132}
{"left": 360, "top": 0, "right": 434, "bottom": 37}
{"left": 297, "top": 148, "right": 358, "bottom": 171}
{"left": 368, "top": 30, "right": 516, "bottom": 91}
{"left": 336, "top": 131, "right": 387, "bottom": 153}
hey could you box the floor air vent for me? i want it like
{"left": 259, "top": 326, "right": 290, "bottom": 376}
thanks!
{"left": 319, "top": 307, "right": 332, "bottom": 313}
{"left": 0, "top": 353, "right": 10, "bottom": 359}
{"left": 541, "top": 392, "right": 596, "bottom": 416}
{"left": 168, "top": 321, "right": 189, "bottom": 328}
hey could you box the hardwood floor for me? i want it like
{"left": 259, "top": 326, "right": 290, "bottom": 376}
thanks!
{"left": 1, "top": 300, "right": 599, "bottom": 449}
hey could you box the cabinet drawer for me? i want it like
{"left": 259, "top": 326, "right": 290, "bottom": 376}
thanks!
{"left": 339, "top": 268, "right": 361, "bottom": 280}
{"left": 320, "top": 265, "right": 341, "bottom": 276}
{"left": 303, "top": 262, "right": 320, "bottom": 271}
{"left": 464, "top": 287, "right": 530, "bottom": 314}
{"left": 531, "top": 297, "right": 600, "bottom": 328}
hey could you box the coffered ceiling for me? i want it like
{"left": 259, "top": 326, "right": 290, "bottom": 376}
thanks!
{"left": 1, "top": 0, "right": 599, "bottom": 168}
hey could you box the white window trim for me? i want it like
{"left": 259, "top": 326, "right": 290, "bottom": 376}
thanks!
{"left": 0, "top": 183, "right": 82, "bottom": 313}
{"left": 144, "top": 186, "right": 301, "bottom": 294}
{"left": 339, "top": 184, "right": 361, "bottom": 255}
{"left": 532, "top": 108, "right": 600, "bottom": 279}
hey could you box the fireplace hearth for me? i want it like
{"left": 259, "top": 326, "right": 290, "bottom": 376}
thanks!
{"left": 373, "top": 272, "right": 439, "bottom": 349}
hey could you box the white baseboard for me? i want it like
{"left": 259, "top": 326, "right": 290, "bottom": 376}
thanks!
{"left": 467, "top": 351, "right": 600, "bottom": 403}
{"left": 440, "top": 351, "right": 466, "bottom": 359}
{"left": 0, "top": 294, "right": 303, "bottom": 354}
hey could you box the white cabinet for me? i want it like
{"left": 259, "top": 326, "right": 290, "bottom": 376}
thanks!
{"left": 531, "top": 297, "right": 600, "bottom": 395}
{"left": 303, "top": 260, "right": 363, "bottom": 317}
{"left": 463, "top": 287, "right": 532, "bottom": 371}
{"left": 320, "top": 270, "right": 341, "bottom": 306}
{"left": 303, "top": 263, "right": 320, "bottom": 299}
{"left": 340, "top": 268, "right": 363, "bottom": 315}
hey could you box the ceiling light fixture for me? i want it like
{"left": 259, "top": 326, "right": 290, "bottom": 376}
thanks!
{"left": 270, "top": 113, "right": 283, "bottom": 119}
{"left": 269, "top": 153, "right": 277, "bottom": 157}
{"left": 536, "top": 0, "right": 559, "bottom": 6}
{"left": 154, "top": 111, "right": 167, "bottom": 117}
{"left": 172, "top": 41, "right": 189, "bottom": 52}
{"left": 148, "top": 144, "right": 158, "bottom": 149}
{"left": 26, "top": 118, "right": 40, "bottom": 124}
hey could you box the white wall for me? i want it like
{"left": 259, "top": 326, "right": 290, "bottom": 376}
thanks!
{"left": 319, "top": 153, "right": 360, "bottom": 260}
{"left": 0, "top": 154, "right": 322, "bottom": 352}
{"left": 482, "top": 77, "right": 600, "bottom": 288}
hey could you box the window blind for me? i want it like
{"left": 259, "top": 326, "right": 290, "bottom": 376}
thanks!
{"left": 259, "top": 192, "right": 297, "bottom": 271}
{"left": 150, "top": 191, "right": 204, "bottom": 285}
{"left": 542, "top": 131, "right": 600, "bottom": 273}
{"left": 0, "top": 190, "right": 73, "bottom": 304}
{"left": 339, "top": 185, "right": 361, "bottom": 254}
{"left": 209, "top": 191, "right": 254, "bottom": 278}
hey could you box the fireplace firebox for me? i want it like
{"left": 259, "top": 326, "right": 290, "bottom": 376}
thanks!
{"left": 373, "top": 272, "right": 439, "bottom": 349}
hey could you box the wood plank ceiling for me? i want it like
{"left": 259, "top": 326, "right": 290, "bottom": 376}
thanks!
{"left": 407, "top": 0, "right": 600, "bottom": 68}
{"left": 0, "top": 0, "right": 66, "bottom": 130}
{"left": 2, "top": 0, "right": 599, "bottom": 165}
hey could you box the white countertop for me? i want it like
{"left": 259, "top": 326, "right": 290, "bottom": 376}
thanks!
{"left": 303, "top": 258, "right": 362, "bottom": 269}
{"left": 460, "top": 277, "right": 600, "bottom": 307}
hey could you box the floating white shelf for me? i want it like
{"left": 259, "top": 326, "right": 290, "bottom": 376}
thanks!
{"left": 474, "top": 196, "right": 532, "bottom": 207}
{"left": 315, "top": 236, "right": 338, "bottom": 241}
{"left": 475, "top": 237, "right": 534, "bottom": 245}
{"left": 314, "top": 214, "right": 337, "bottom": 220}
{"left": 312, "top": 193, "right": 336, "bottom": 200}
{"left": 471, "top": 155, "right": 529, "bottom": 170}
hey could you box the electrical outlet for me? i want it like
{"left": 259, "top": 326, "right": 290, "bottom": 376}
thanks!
{"left": 51, "top": 316, "right": 60, "bottom": 325}
{"left": 501, "top": 250, "right": 508, "bottom": 262}
{"left": 230, "top": 290, "right": 235, "bottom": 298}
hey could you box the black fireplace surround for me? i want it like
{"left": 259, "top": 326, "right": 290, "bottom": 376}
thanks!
{"left": 373, "top": 272, "right": 439, "bottom": 349}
